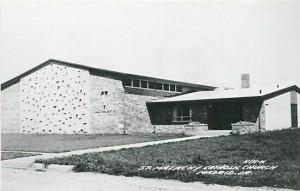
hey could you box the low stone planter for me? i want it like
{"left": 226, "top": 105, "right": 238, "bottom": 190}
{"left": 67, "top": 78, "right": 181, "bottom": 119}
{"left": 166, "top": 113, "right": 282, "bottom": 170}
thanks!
{"left": 231, "top": 121, "right": 258, "bottom": 134}
{"left": 184, "top": 122, "right": 208, "bottom": 135}
{"left": 153, "top": 122, "right": 208, "bottom": 135}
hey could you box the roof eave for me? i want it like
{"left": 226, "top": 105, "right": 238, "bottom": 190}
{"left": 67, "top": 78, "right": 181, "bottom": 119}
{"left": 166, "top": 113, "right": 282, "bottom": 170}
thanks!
{"left": 1, "top": 59, "right": 216, "bottom": 91}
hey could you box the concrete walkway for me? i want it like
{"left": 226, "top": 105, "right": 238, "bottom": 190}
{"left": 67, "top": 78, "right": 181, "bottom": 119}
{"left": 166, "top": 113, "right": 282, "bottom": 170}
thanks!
{"left": 2, "top": 130, "right": 231, "bottom": 170}
{"left": 2, "top": 168, "right": 292, "bottom": 191}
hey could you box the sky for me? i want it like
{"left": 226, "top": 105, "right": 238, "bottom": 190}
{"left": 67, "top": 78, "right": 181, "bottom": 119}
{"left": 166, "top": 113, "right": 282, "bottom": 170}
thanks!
{"left": 0, "top": 0, "right": 299, "bottom": 89}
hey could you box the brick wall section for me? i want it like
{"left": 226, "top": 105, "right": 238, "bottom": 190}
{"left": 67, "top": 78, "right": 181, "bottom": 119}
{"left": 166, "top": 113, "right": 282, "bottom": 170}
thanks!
{"left": 124, "top": 87, "right": 180, "bottom": 133}
{"left": 154, "top": 124, "right": 208, "bottom": 134}
{"left": 124, "top": 94, "right": 158, "bottom": 133}
{"left": 1, "top": 84, "right": 20, "bottom": 133}
{"left": 124, "top": 87, "right": 178, "bottom": 97}
{"left": 154, "top": 125, "right": 186, "bottom": 133}
{"left": 89, "top": 75, "right": 125, "bottom": 134}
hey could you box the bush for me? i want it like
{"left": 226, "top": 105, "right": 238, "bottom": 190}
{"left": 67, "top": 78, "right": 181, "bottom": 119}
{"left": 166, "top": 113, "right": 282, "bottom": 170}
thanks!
{"left": 192, "top": 154, "right": 209, "bottom": 165}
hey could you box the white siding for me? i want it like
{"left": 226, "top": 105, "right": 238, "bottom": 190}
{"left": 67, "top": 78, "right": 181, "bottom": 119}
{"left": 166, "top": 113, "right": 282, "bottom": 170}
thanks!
{"left": 1, "top": 83, "right": 20, "bottom": 133}
{"left": 264, "top": 92, "right": 292, "bottom": 130}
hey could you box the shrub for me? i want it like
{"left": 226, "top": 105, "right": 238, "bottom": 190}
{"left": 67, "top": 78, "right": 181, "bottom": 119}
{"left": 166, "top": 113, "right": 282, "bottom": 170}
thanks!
{"left": 192, "top": 154, "right": 209, "bottom": 165}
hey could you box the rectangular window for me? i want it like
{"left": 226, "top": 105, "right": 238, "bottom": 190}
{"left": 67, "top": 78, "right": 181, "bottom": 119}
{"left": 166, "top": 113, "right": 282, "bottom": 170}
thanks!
{"left": 149, "top": 82, "right": 156, "bottom": 89}
{"left": 170, "top": 84, "right": 176, "bottom": 91}
{"left": 173, "top": 105, "right": 192, "bottom": 122}
{"left": 101, "top": 91, "right": 108, "bottom": 96}
{"left": 176, "top": 85, "right": 182, "bottom": 92}
{"left": 156, "top": 83, "right": 162, "bottom": 90}
{"left": 141, "top": 80, "right": 148, "bottom": 88}
{"left": 133, "top": 79, "right": 140, "bottom": 87}
{"left": 163, "top": 84, "right": 169, "bottom": 91}
{"left": 124, "top": 79, "right": 132, "bottom": 86}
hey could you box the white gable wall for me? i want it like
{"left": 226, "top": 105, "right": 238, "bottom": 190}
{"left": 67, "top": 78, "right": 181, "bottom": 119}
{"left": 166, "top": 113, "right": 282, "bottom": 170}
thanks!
{"left": 264, "top": 92, "right": 293, "bottom": 130}
{"left": 1, "top": 83, "right": 20, "bottom": 133}
{"left": 19, "top": 63, "right": 90, "bottom": 134}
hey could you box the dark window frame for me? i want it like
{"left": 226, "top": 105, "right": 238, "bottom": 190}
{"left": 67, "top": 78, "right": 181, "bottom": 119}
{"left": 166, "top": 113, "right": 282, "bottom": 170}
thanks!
{"left": 148, "top": 81, "right": 156, "bottom": 89}
{"left": 176, "top": 85, "right": 182, "bottom": 92}
{"left": 163, "top": 84, "right": 170, "bottom": 91}
{"left": 141, "top": 80, "right": 148, "bottom": 88}
{"left": 124, "top": 79, "right": 132, "bottom": 87}
{"left": 173, "top": 105, "right": 192, "bottom": 122}
{"left": 132, "top": 79, "right": 140, "bottom": 88}
{"left": 170, "top": 84, "right": 176, "bottom": 92}
{"left": 156, "top": 83, "right": 162, "bottom": 90}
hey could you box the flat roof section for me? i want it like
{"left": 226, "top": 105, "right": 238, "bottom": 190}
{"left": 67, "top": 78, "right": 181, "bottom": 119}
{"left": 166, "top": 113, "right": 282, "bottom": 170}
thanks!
{"left": 149, "top": 82, "right": 300, "bottom": 103}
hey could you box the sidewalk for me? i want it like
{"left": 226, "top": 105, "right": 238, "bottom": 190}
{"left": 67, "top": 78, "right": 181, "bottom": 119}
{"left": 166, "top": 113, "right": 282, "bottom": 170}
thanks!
{"left": 2, "top": 168, "right": 291, "bottom": 191}
{"left": 2, "top": 130, "right": 231, "bottom": 170}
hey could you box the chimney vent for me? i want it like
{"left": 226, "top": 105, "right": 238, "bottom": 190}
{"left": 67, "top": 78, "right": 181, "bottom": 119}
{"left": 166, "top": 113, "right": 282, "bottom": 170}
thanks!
{"left": 241, "top": 74, "right": 250, "bottom": 88}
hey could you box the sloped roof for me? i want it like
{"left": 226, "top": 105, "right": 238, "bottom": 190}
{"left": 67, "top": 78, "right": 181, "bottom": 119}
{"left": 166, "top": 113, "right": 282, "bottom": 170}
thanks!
{"left": 150, "top": 82, "right": 300, "bottom": 103}
{"left": 1, "top": 59, "right": 216, "bottom": 91}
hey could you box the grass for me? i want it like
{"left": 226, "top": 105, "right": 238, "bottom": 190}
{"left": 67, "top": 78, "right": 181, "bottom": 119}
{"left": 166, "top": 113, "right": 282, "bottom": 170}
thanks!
{"left": 36, "top": 128, "right": 300, "bottom": 190}
{"left": 1, "top": 152, "right": 40, "bottom": 160}
{"left": 1, "top": 133, "right": 186, "bottom": 153}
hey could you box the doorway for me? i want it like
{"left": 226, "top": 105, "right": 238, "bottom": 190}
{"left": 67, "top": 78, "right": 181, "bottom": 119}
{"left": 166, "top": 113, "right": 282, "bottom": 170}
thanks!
{"left": 207, "top": 105, "right": 221, "bottom": 130}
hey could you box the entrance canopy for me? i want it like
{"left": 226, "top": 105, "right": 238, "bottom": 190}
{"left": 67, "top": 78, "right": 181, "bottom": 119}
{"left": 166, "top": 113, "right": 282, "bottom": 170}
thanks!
{"left": 150, "top": 82, "right": 300, "bottom": 103}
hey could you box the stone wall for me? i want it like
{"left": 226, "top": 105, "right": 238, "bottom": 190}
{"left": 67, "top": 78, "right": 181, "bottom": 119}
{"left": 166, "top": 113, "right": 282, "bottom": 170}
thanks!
{"left": 154, "top": 124, "right": 208, "bottom": 134}
{"left": 19, "top": 63, "right": 90, "bottom": 134}
{"left": 89, "top": 75, "right": 125, "bottom": 134}
{"left": 153, "top": 125, "right": 186, "bottom": 133}
{"left": 124, "top": 94, "right": 158, "bottom": 133}
{"left": 1, "top": 83, "right": 20, "bottom": 133}
{"left": 231, "top": 122, "right": 258, "bottom": 134}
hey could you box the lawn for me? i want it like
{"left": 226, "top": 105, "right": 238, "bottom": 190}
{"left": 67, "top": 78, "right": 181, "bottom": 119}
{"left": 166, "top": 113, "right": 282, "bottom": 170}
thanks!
{"left": 36, "top": 128, "right": 300, "bottom": 190}
{"left": 1, "top": 133, "right": 186, "bottom": 153}
{"left": 1, "top": 152, "right": 40, "bottom": 160}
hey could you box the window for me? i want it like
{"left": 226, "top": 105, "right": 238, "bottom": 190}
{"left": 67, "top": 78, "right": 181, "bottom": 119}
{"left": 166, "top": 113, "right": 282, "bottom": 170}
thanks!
{"left": 141, "top": 80, "right": 148, "bottom": 88}
{"left": 173, "top": 105, "right": 192, "bottom": 122}
{"left": 101, "top": 91, "right": 108, "bottom": 95}
{"left": 163, "top": 84, "right": 169, "bottom": 91}
{"left": 124, "top": 79, "right": 132, "bottom": 86}
{"left": 149, "top": 82, "right": 156, "bottom": 89}
{"left": 133, "top": 79, "right": 140, "bottom": 87}
{"left": 124, "top": 78, "right": 182, "bottom": 92}
{"left": 156, "top": 83, "right": 162, "bottom": 90}
{"left": 170, "top": 84, "right": 176, "bottom": 92}
{"left": 176, "top": 85, "right": 182, "bottom": 92}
